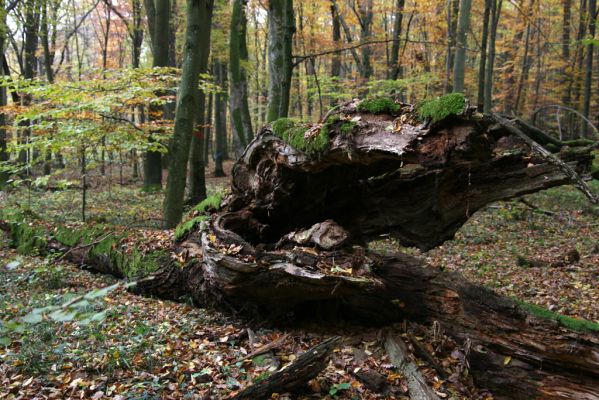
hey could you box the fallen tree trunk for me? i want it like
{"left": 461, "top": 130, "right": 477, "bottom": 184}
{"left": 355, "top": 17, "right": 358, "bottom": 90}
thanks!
{"left": 2, "top": 96, "right": 598, "bottom": 399}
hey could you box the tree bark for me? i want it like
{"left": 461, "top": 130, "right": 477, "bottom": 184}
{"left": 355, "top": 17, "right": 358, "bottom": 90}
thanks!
{"left": 0, "top": 0, "right": 8, "bottom": 188}
{"left": 452, "top": 0, "right": 472, "bottom": 93}
{"left": 214, "top": 61, "right": 227, "bottom": 177}
{"left": 582, "top": 0, "right": 596, "bottom": 136}
{"left": 188, "top": 6, "right": 214, "bottom": 205}
{"left": 476, "top": 0, "right": 491, "bottom": 110}
{"left": 444, "top": 0, "right": 460, "bottom": 93}
{"left": 483, "top": 0, "right": 502, "bottom": 112}
{"left": 144, "top": 0, "right": 170, "bottom": 190}
{"left": 266, "top": 0, "right": 294, "bottom": 122}
{"left": 388, "top": 0, "right": 405, "bottom": 80}
{"left": 162, "top": 0, "right": 214, "bottom": 228}
{"left": 229, "top": 0, "right": 253, "bottom": 148}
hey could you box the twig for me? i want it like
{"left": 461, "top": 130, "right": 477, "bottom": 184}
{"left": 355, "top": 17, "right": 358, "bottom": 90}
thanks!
{"left": 235, "top": 333, "right": 290, "bottom": 363}
{"left": 99, "top": 113, "right": 145, "bottom": 132}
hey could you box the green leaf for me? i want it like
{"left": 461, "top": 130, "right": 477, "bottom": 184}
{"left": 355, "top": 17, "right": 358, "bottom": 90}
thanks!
{"left": 22, "top": 311, "right": 43, "bottom": 324}
{"left": 0, "top": 336, "right": 10, "bottom": 347}
{"left": 49, "top": 309, "right": 78, "bottom": 322}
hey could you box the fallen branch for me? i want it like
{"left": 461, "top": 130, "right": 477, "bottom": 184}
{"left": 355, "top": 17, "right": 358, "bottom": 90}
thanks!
{"left": 235, "top": 333, "right": 290, "bottom": 363}
{"left": 384, "top": 334, "right": 440, "bottom": 400}
{"left": 494, "top": 115, "right": 598, "bottom": 204}
{"left": 230, "top": 336, "right": 341, "bottom": 400}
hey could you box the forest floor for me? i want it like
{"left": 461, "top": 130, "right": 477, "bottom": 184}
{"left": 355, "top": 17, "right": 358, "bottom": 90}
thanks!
{"left": 0, "top": 163, "right": 597, "bottom": 399}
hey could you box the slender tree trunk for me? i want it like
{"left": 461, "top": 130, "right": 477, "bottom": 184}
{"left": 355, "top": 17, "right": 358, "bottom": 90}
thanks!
{"left": 0, "top": 0, "right": 8, "bottom": 188}
{"left": 444, "top": 0, "right": 460, "bottom": 93}
{"left": 266, "top": 0, "right": 294, "bottom": 122}
{"left": 477, "top": 0, "right": 491, "bottom": 110}
{"left": 359, "top": 0, "right": 374, "bottom": 80}
{"left": 214, "top": 61, "right": 227, "bottom": 177}
{"left": 188, "top": 0, "right": 214, "bottom": 204}
{"left": 40, "top": 0, "right": 56, "bottom": 176}
{"left": 562, "top": 0, "right": 573, "bottom": 105}
{"left": 19, "top": 0, "right": 41, "bottom": 168}
{"left": 453, "top": 0, "right": 472, "bottom": 93}
{"left": 144, "top": 0, "right": 170, "bottom": 190}
{"left": 388, "top": 0, "right": 405, "bottom": 80}
{"left": 582, "top": 0, "right": 596, "bottom": 135}
{"left": 484, "top": 0, "right": 502, "bottom": 112}
{"left": 330, "top": 4, "right": 341, "bottom": 78}
{"left": 203, "top": 92, "right": 212, "bottom": 167}
{"left": 571, "top": 0, "right": 588, "bottom": 108}
{"left": 229, "top": 0, "right": 253, "bottom": 148}
{"left": 162, "top": 0, "right": 214, "bottom": 228}
{"left": 514, "top": 18, "right": 534, "bottom": 115}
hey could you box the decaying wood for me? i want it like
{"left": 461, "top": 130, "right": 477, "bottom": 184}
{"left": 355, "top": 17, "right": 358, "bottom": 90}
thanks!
{"left": 385, "top": 334, "right": 440, "bottom": 400}
{"left": 2, "top": 98, "right": 598, "bottom": 399}
{"left": 229, "top": 336, "right": 340, "bottom": 400}
{"left": 226, "top": 103, "right": 595, "bottom": 250}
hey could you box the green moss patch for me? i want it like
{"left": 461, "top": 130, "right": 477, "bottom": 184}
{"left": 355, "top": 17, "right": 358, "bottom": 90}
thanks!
{"left": 357, "top": 97, "right": 401, "bottom": 115}
{"left": 271, "top": 117, "right": 329, "bottom": 155}
{"left": 518, "top": 301, "right": 599, "bottom": 333}
{"left": 418, "top": 93, "right": 466, "bottom": 123}
{"left": 174, "top": 216, "right": 207, "bottom": 242}
{"left": 194, "top": 192, "right": 223, "bottom": 214}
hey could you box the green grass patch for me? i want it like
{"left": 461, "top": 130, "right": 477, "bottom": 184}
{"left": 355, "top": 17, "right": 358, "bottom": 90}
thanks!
{"left": 418, "top": 93, "right": 466, "bottom": 123}
{"left": 357, "top": 96, "right": 401, "bottom": 114}
{"left": 518, "top": 301, "right": 599, "bottom": 332}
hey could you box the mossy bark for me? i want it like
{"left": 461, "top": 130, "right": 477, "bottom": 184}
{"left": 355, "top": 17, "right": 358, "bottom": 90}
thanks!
{"left": 229, "top": 0, "right": 253, "bottom": 148}
{"left": 162, "top": 0, "right": 214, "bottom": 228}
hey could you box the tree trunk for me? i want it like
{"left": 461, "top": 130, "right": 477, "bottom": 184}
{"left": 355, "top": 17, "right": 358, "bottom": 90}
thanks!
{"left": 229, "top": 0, "right": 253, "bottom": 148}
{"left": 444, "top": 0, "right": 460, "bottom": 93}
{"left": 359, "top": 0, "right": 374, "bottom": 80}
{"left": 483, "top": 0, "right": 502, "bottom": 112}
{"left": 162, "top": 0, "right": 214, "bottom": 228}
{"left": 476, "top": 0, "right": 491, "bottom": 110}
{"left": 0, "top": 0, "right": 8, "bottom": 188}
{"left": 582, "top": 0, "right": 596, "bottom": 136}
{"left": 144, "top": 0, "right": 171, "bottom": 190}
{"left": 452, "top": 0, "right": 472, "bottom": 93}
{"left": 266, "top": 0, "right": 294, "bottom": 122}
{"left": 188, "top": 3, "right": 214, "bottom": 205}
{"left": 562, "top": 0, "right": 573, "bottom": 106}
{"left": 213, "top": 61, "right": 227, "bottom": 177}
{"left": 388, "top": 0, "right": 405, "bottom": 80}
{"left": 203, "top": 92, "right": 213, "bottom": 166}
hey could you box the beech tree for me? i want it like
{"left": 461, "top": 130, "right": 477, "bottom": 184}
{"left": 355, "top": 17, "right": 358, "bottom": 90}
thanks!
{"left": 266, "top": 0, "right": 294, "bottom": 122}
{"left": 162, "top": 0, "right": 214, "bottom": 228}
{"left": 452, "top": 0, "right": 472, "bottom": 93}
{"left": 229, "top": 0, "right": 253, "bottom": 147}
{"left": 582, "top": 0, "right": 597, "bottom": 135}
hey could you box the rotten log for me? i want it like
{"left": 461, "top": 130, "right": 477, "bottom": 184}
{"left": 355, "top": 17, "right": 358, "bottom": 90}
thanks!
{"left": 229, "top": 336, "right": 340, "bottom": 399}
{"left": 385, "top": 334, "right": 440, "bottom": 400}
{"left": 2, "top": 97, "right": 598, "bottom": 399}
